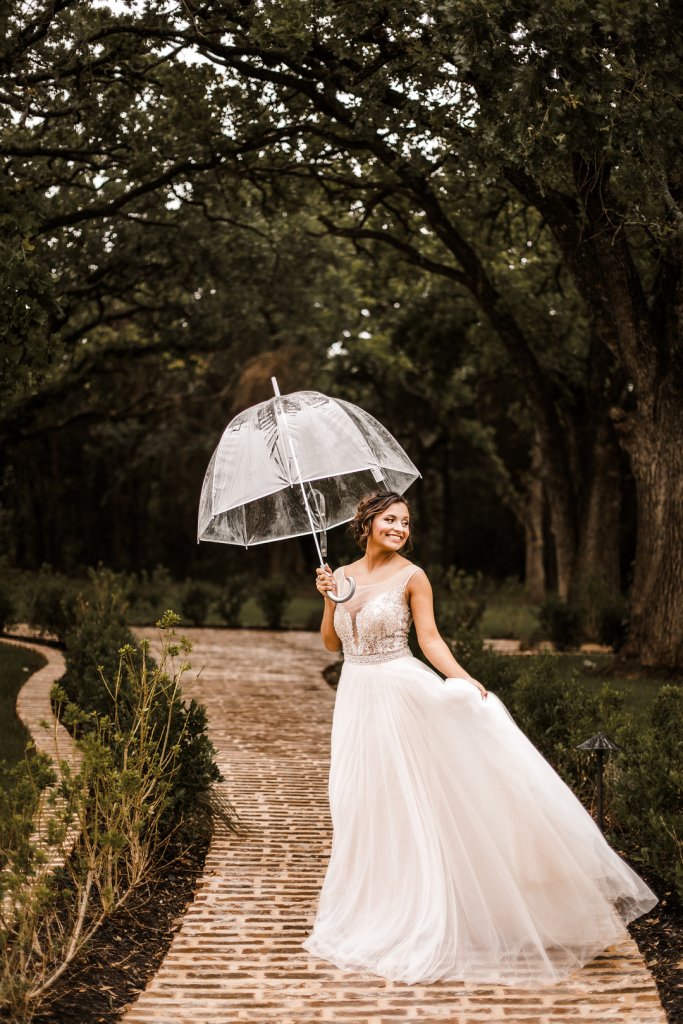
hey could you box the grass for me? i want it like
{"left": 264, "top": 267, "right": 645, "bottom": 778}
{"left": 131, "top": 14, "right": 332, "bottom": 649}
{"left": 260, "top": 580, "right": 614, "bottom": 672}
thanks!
{"left": 480, "top": 600, "right": 539, "bottom": 641}
{"left": 0, "top": 641, "right": 46, "bottom": 769}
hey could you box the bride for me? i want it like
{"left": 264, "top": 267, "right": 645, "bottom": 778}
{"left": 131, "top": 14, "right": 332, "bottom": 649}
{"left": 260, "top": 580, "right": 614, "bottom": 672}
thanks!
{"left": 302, "top": 491, "right": 656, "bottom": 986}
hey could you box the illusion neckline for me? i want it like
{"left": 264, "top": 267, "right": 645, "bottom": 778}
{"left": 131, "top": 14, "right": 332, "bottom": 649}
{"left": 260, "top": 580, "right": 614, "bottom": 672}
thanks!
{"left": 342, "top": 562, "right": 415, "bottom": 589}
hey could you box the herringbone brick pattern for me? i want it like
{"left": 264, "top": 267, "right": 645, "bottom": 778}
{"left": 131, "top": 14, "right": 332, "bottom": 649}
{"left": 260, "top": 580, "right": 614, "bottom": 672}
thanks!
{"left": 122, "top": 628, "right": 665, "bottom": 1024}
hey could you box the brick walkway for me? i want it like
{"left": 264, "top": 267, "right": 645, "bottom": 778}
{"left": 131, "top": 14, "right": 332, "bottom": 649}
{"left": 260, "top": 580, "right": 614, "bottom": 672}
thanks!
{"left": 122, "top": 628, "right": 665, "bottom": 1024}
{"left": 4, "top": 639, "right": 79, "bottom": 870}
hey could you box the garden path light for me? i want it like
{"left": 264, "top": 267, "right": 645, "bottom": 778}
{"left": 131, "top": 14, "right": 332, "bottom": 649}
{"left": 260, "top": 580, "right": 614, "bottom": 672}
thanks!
{"left": 576, "top": 731, "right": 622, "bottom": 833}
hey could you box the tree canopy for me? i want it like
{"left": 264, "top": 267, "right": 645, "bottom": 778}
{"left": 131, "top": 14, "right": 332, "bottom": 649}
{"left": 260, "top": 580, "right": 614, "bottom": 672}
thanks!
{"left": 2, "top": 0, "right": 682, "bottom": 666}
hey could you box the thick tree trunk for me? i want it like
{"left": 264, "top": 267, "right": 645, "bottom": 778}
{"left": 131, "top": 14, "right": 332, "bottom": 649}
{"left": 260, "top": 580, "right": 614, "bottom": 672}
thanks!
{"left": 572, "top": 417, "right": 622, "bottom": 598}
{"left": 523, "top": 442, "right": 546, "bottom": 601}
{"left": 619, "top": 397, "right": 683, "bottom": 667}
{"left": 544, "top": 487, "right": 575, "bottom": 601}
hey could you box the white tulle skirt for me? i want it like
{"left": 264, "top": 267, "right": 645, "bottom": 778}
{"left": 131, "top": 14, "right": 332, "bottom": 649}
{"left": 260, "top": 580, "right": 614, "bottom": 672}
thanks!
{"left": 303, "top": 654, "right": 656, "bottom": 986}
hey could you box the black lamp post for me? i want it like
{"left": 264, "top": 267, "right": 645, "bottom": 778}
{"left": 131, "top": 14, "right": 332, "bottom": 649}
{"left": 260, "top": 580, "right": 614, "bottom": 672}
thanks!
{"left": 575, "top": 732, "right": 621, "bottom": 833}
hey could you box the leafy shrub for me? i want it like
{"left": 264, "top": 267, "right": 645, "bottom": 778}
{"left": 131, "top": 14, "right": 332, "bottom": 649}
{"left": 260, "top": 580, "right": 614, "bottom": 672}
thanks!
{"left": 429, "top": 566, "right": 486, "bottom": 636}
{"left": 0, "top": 619, "right": 214, "bottom": 1021}
{"left": 611, "top": 685, "right": 683, "bottom": 899}
{"left": 139, "top": 565, "right": 174, "bottom": 606}
{"left": 256, "top": 577, "right": 290, "bottom": 629}
{"left": 181, "top": 581, "right": 215, "bottom": 627}
{"left": 62, "top": 569, "right": 133, "bottom": 715}
{"left": 62, "top": 581, "right": 221, "bottom": 830}
{"left": 597, "top": 598, "right": 630, "bottom": 651}
{"left": 538, "top": 596, "right": 583, "bottom": 650}
{"left": 508, "top": 655, "right": 630, "bottom": 803}
{"left": 446, "top": 627, "right": 521, "bottom": 699}
{"left": 125, "top": 565, "right": 179, "bottom": 624}
{"left": 216, "top": 573, "right": 251, "bottom": 627}
{"left": 27, "top": 571, "right": 79, "bottom": 641}
{"left": 0, "top": 587, "right": 15, "bottom": 634}
{"left": 305, "top": 606, "right": 323, "bottom": 631}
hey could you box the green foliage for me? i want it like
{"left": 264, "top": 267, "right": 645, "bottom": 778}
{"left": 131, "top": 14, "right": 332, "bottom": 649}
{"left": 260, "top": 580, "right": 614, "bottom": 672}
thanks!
{"left": 26, "top": 571, "right": 79, "bottom": 642}
{"left": 0, "top": 619, "right": 213, "bottom": 1021}
{"left": 538, "top": 597, "right": 584, "bottom": 651}
{"left": 509, "top": 656, "right": 630, "bottom": 803}
{"left": 181, "top": 581, "right": 216, "bottom": 627}
{"left": 538, "top": 587, "right": 629, "bottom": 652}
{"left": 0, "top": 752, "right": 56, "bottom": 871}
{"left": 0, "top": 644, "right": 46, "bottom": 771}
{"left": 63, "top": 589, "right": 220, "bottom": 831}
{"left": 597, "top": 598, "right": 630, "bottom": 652}
{"left": 611, "top": 685, "right": 683, "bottom": 899}
{"left": 216, "top": 574, "right": 251, "bottom": 628}
{"left": 62, "top": 569, "right": 134, "bottom": 716}
{"left": 480, "top": 590, "right": 540, "bottom": 643}
{"left": 429, "top": 566, "right": 486, "bottom": 637}
{"left": 446, "top": 628, "right": 521, "bottom": 699}
{"left": 255, "top": 577, "right": 290, "bottom": 630}
{"left": 2, "top": 0, "right": 683, "bottom": 672}
{"left": 0, "top": 588, "right": 15, "bottom": 634}
{"left": 125, "top": 566, "right": 178, "bottom": 625}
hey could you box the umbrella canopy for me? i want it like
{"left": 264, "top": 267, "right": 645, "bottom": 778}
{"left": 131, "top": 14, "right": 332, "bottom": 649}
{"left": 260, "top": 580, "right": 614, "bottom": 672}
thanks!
{"left": 197, "top": 387, "right": 420, "bottom": 548}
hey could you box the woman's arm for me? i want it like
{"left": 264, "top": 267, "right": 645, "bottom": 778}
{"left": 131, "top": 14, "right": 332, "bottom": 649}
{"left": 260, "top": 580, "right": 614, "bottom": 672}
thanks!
{"left": 408, "top": 570, "right": 488, "bottom": 699}
{"left": 315, "top": 565, "right": 343, "bottom": 653}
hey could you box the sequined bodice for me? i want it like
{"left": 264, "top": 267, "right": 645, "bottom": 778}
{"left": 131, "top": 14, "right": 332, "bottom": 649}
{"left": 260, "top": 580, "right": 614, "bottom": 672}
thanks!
{"left": 333, "top": 563, "right": 423, "bottom": 664}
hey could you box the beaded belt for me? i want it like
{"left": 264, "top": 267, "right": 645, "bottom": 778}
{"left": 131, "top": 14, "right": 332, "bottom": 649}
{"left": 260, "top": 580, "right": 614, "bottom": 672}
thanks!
{"left": 344, "top": 648, "right": 412, "bottom": 665}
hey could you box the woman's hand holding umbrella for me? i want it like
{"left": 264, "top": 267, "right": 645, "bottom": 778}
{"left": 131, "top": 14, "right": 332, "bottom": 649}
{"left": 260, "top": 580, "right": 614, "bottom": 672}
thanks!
{"left": 315, "top": 565, "right": 337, "bottom": 599}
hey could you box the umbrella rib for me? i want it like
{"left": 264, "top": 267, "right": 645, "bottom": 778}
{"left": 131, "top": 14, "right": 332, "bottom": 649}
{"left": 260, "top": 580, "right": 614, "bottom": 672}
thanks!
{"left": 271, "top": 377, "right": 325, "bottom": 567}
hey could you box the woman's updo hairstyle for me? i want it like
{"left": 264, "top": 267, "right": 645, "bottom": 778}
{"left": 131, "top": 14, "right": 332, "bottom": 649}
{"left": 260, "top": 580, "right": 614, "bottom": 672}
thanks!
{"left": 349, "top": 491, "right": 412, "bottom": 553}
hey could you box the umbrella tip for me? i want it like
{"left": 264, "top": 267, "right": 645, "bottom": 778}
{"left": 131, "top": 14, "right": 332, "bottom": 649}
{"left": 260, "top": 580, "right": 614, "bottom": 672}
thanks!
{"left": 271, "top": 376, "right": 281, "bottom": 397}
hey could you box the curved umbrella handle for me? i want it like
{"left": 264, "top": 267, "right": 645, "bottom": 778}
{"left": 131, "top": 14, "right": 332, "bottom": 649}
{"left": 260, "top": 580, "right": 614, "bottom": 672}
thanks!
{"left": 327, "top": 574, "right": 357, "bottom": 604}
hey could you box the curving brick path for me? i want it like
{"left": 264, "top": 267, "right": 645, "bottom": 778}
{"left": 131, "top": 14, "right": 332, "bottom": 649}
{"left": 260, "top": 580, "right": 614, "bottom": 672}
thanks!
{"left": 3, "top": 639, "right": 79, "bottom": 870}
{"left": 118, "top": 628, "right": 665, "bottom": 1024}
{"left": 5, "top": 638, "right": 71, "bottom": 763}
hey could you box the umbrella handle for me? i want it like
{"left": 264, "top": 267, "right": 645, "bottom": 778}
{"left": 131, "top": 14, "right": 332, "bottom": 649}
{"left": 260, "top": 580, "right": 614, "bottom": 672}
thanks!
{"left": 327, "top": 574, "right": 357, "bottom": 604}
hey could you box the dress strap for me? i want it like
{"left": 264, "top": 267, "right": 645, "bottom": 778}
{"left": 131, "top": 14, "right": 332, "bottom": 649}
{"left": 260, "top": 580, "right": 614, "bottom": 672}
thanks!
{"left": 336, "top": 562, "right": 424, "bottom": 587}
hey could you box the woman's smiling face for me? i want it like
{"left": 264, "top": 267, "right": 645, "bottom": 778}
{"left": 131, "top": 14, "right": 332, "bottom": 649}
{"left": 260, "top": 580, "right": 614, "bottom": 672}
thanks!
{"left": 369, "top": 501, "right": 410, "bottom": 552}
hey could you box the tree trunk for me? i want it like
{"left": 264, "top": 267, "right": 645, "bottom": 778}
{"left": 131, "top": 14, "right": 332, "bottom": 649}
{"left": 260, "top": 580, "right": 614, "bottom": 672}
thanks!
{"left": 523, "top": 442, "right": 546, "bottom": 601}
{"left": 572, "top": 417, "right": 622, "bottom": 598}
{"left": 619, "top": 396, "right": 683, "bottom": 668}
{"left": 544, "top": 488, "right": 576, "bottom": 601}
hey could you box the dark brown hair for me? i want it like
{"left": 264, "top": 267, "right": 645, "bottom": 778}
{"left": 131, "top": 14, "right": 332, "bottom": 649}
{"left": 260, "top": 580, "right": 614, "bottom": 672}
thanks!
{"left": 349, "top": 491, "right": 412, "bottom": 553}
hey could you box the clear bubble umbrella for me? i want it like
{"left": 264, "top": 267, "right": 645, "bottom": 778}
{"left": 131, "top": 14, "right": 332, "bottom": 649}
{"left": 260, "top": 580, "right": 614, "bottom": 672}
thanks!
{"left": 197, "top": 378, "right": 420, "bottom": 602}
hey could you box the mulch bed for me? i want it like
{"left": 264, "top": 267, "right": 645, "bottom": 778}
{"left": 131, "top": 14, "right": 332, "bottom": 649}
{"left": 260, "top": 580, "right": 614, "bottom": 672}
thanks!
{"left": 33, "top": 833, "right": 209, "bottom": 1024}
{"left": 627, "top": 868, "right": 683, "bottom": 1024}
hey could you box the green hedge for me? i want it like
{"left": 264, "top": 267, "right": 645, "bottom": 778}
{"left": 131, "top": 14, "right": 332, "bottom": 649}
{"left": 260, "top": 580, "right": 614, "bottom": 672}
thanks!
{"left": 60, "top": 570, "right": 221, "bottom": 834}
{"left": 610, "top": 685, "right": 683, "bottom": 898}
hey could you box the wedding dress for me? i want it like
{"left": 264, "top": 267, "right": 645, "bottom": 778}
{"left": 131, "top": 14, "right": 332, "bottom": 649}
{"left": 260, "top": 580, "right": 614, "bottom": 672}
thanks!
{"left": 302, "top": 562, "right": 656, "bottom": 986}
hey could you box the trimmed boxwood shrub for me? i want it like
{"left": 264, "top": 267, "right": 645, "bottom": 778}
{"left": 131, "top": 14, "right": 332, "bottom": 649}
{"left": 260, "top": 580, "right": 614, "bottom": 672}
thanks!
{"left": 181, "top": 581, "right": 215, "bottom": 627}
{"left": 27, "top": 573, "right": 79, "bottom": 641}
{"left": 216, "top": 574, "right": 251, "bottom": 628}
{"left": 611, "top": 685, "right": 683, "bottom": 899}
{"left": 0, "top": 587, "right": 15, "bottom": 635}
{"left": 256, "top": 577, "right": 290, "bottom": 629}
{"left": 538, "top": 596, "right": 584, "bottom": 650}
